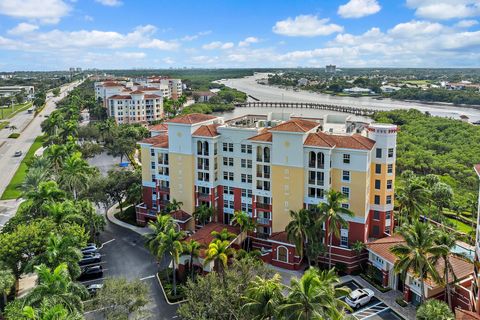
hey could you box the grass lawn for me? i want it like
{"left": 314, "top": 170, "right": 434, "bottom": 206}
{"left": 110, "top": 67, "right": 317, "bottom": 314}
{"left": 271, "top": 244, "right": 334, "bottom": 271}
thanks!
{"left": 0, "top": 102, "right": 33, "bottom": 120}
{"left": 400, "top": 80, "right": 430, "bottom": 85}
{"left": 114, "top": 205, "right": 142, "bottom": 226}
{"left": 0, "top": 121, "right": 9, "bottom": 130}
{"left": 1, "top": 136, "right": 44, "bottom": 200}
{"left": 447, "top": 217, "right": 474, "bottom": 234}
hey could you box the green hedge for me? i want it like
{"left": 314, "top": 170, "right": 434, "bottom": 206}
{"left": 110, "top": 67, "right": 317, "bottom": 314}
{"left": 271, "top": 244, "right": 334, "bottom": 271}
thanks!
{"left": 8, "top": 133, "right": 20, "bottom": 139}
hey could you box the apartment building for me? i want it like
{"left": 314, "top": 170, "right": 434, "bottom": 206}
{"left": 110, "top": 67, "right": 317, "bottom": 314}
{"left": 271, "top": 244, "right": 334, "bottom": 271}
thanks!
{"left": 136, "top": 112, "right": 398, "bottom": 271}
{"left": 472, "top": 164, "right": 480, "bottom": 313}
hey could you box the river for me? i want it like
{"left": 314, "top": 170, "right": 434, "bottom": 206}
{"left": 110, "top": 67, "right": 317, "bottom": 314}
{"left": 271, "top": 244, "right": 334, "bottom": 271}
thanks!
{"left": 215, "top": 73, "right": 480, "bottom": 122}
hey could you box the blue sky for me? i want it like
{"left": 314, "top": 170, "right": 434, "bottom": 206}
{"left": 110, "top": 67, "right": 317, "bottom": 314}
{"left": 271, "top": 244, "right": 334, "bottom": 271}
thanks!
{"left": 0, "top": 0, "right": 479, "bottom": 70}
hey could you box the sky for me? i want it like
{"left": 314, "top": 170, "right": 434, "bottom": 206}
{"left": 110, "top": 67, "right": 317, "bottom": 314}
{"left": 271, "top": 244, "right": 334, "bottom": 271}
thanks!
{"left": 0, "top": 0, "right": 480, "bottom": 71}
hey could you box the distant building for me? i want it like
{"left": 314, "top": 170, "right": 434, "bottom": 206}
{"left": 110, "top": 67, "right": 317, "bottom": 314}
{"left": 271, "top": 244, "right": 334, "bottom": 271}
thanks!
{"left": 76, "top": 68, "right": 82, "bottom": 72}
{"left": 0, "top": 86, "right": 35, "bottom": 100}
{"left": 380, "top": 86, "right": 401, "bottom": 93}
{"left": 69, "top": 67, "right": 75, "bottom": 72}
{"left": 193, "top": 91, "right": 216, "bottom": 103}
{"left": 297, "top": 78, "right": 309, "bottom": 86}
{"left": 343, "top": 87, "right": 372, "bottom": 94}
{"left": 325, "top": 64, "right": 336, "bottom": 74}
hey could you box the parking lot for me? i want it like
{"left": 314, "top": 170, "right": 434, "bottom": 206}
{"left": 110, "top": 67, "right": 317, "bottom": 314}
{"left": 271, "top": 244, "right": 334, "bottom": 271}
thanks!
{"left": 341, "top": 280, "right": 405, "bottom": 320}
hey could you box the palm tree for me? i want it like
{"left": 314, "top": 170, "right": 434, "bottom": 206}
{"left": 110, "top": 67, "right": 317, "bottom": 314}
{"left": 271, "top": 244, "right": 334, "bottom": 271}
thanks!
{"left": 232, "top": 211, "right": 256, "bottom": 251}
{"left": 183, "top": 239, "right": 201, "bottom": 280}
{"left": 285, "top": 209, "right": 311, "bottom": 264}
{"left": 211, "top": 228, "right": 237, "bottom": 241}
{"left": 466, "top": 193, "right": 479, "bottom": 229}
{"left": 390, "top": 222, "right": 448, "bottom": 303}
{"left": 396, "top": 179, "right": 430, "bottom": 222}
{"left": 77, "top": 200, "right": 106, "bottom": 242}
{"left": 318, "top": 190, "right": 354, "bottom": 268}
{"left": 24, "top": 181, "right": 65, "bottom": 217}
{"left": 0, "top": 267, "right": 15, "bottom": 308}
{"left": 41, "top": 112, "right": 64, "bottom": 136}
{"left": 24, "top": 263, "right": 88, "bottom": 315}
{"left": 242, "top": 274, "right": 283, "bottom": 320}
{"left": 204, "top": 239, "right": 235, "bottom": 274}
{"left": 59, "top": 152, "right": 94, "bottom": 200}
{"left": 20, "top": 167, "right": 50, "bottom": 195}
{"left": 145, "top": 214, "right": 175, "bottom": 253}
{"left": 43, "top": 201, "right": 85, "bottom": 225}
{"left": 165, "top": 199, "right": 183, "bottom": 213}
{"left": 21, "top": 302, "right": 79, "bottom": 320}
{"left": 25, "top": 233, "right": 83, "bottom": 279}
{"left": 278, "top": 268, "right": 350, "bottom": 320}
{"left": 44, "top": 144, "right": 67, "bottom": 174}
{"left": 433, "top": 230, "right": 458, "bottom": 309}
{"left": 194, "top": 204, "right": 214, "bottom": 226}
{"left": 177, "top": 95, "right": 187, "bottom": 108}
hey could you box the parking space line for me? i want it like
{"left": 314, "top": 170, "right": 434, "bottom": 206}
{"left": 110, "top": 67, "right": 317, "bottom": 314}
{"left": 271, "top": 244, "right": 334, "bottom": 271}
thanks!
{"left": 99, "top": 238, "right": 115, "bottom": 249}
{"left": 80, "top": 276, "right": 107, "bottom": 284}
{"left": 139, "top": 275, "right": 156, "bottom": 281}
{"left": 81, "top": 261, "right": 107, "bottom": 268}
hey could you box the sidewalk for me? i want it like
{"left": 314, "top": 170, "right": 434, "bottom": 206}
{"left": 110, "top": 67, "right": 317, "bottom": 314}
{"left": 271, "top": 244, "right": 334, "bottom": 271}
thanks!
{"left": 106, "top": 203, "right": 152, "bottom": 236}
{"left": 340, "top": 275, "right": 416, "bottom": 320}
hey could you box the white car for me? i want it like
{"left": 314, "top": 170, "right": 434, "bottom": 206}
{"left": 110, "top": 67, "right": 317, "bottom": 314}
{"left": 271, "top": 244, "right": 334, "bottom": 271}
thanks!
{"left": 345, "top": 288, "right": 375, "bottom": 309}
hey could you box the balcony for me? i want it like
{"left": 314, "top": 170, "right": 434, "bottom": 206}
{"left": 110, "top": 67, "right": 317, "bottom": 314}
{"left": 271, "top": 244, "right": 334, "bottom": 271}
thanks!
{"left": 198, "top": 192, "right": 211, "bottom": 199}
{"left": 256, "top": 203, "right": 270, "bottom": 210}
{"left": 257, "top": 217, "right": 270, "bottom": 225}
{"left": 158, "top": 186, "right": 170, "bottom": 192}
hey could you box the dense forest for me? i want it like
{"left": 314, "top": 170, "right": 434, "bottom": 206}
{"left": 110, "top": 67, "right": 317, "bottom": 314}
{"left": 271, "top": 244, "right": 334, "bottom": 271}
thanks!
{"left": 373, "top": 109, "right": 480, "bottom": 203}
{"left": 388, "top": 88, "right": 480, "bottom": 106}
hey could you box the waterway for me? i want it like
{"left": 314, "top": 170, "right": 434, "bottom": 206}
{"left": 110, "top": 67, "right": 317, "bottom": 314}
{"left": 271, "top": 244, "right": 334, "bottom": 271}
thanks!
{"left": 215, "top": 73, "right": 480, "bottom": 122}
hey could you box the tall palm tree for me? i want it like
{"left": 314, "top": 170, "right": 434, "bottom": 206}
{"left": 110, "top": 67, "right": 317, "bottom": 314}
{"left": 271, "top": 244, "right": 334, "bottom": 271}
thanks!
{"left": 232, "top": 211, "right": 256, "bottom": 251}
{"left": 0, "top": 267, "right": 15, "bottom": 308}
{"left": 390, "top": 222, "right": 448, "bottom": 302}
{"left": 24, "top": 181, "right": 66, "bottom": 217}
{"left": 24, "top": 263, "right": 88, "bottom": 315}
{"left": 43, "top": 201, "right": 85, "bottom": 225}
{"left": 145, "top": 214, "right": 175, "bottom": 253}
{"left": 318, "top": 190, "right": 354, "bottom": 268}
{"left": 25, "top": 233, "right": 83, "bottom": 279}
{"left": 211, "top": 228, "right": 237, "bottom": 241}
{"left": 433, "top": 230, "right": 458, "bottom": 309}
{"left": 278, "top": 268, "right": 350, "bottom": 320}
{"left": 59, "top": 152, "right": 94, "bottom": 200}
{"left": 466, "top": 193, "right": 479, "bottom": 229}
{"left": 193, "top": 204, "right": 214, "bottom": 226}
{"left": 44, "top": 144, "right": 67, "bottom": 175}
{"left": 396, "top": 179, "right": 430, "bottom": 222}
{"left": 183, "top": 239, "right": 201, "bottom": 280}
{"left": 21, "top": 167, "right": 50, "bottom": 195}
{"left": 41, "top": 112, "right": 64, "bottom": 137}
{"left": 285, "top": 209, "right": 311, "bottom": 264}
{"left": 242, "top": 274, "right": 284, "bottom": 320}
{"left": 204, "top": 239, "right": 235, "bottom": 275}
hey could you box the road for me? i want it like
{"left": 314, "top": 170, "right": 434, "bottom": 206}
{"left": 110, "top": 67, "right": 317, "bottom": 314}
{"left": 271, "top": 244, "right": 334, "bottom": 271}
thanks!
{"left": 218, "top": 73, "right": 480, "bottom": 122}
{"left": 0, "top": 80, "right": 82, "bottom": 227}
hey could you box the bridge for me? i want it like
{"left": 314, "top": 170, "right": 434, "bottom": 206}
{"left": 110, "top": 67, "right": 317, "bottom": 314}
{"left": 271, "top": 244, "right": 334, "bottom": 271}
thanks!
{"left": 234, "top": 101, "right": 377, "bottom": 117}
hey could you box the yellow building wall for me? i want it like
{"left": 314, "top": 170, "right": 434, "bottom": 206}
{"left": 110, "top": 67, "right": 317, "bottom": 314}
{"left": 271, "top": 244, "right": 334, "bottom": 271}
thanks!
{"left": 168, "top": 153, "right": 195, "bottom": 213}
{"left": 369, "top": 163, "right": 395, "bottom": 205}
{"left": 331, "top": 168, "right": 369, "bottom": 219}
{"left": 141, "top": 146, "right": 152, "bottom": 182}
{"left": 271, "top": 165, "right": 305, "bottom": 233}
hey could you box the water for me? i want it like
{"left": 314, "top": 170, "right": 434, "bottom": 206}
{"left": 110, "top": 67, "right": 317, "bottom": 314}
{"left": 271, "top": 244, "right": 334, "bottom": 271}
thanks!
{"left": 216, "top": 73, "right": 480, "bottom": 122}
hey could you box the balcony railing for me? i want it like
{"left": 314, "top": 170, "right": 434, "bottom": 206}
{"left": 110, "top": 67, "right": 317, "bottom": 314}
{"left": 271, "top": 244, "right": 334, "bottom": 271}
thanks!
{"left": 256, "top": 232, "right": 270, "bottom": 240}
{"left": 256, "top": 203, "right": 270, "bottom": 210}
{"left": 198, "top": 192, "right": 210, "bottom": 199}
{"left": 257, "top": 217, "right": 270, "bottom": 225}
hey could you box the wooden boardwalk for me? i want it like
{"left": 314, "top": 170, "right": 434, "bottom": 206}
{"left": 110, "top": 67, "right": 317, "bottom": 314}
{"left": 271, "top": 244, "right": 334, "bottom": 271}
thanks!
{"left": 234, "top": 101, "right": 377, "bottom": 116}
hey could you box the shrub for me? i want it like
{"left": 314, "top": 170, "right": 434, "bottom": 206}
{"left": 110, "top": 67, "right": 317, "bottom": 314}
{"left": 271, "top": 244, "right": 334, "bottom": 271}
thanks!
{"left": 8, "top": 133, "right": 20, "bottom": 138}
{"left": 417, "top": 299, "right": 454, "bottom": 320}
{"left": 395, "top": 297, "right": 408, "bottom": 307}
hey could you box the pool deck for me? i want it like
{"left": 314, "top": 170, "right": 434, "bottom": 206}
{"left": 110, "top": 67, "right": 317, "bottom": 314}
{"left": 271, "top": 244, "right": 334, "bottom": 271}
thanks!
{"left": 341, "top": 275, "right": 416, "bottom": 320}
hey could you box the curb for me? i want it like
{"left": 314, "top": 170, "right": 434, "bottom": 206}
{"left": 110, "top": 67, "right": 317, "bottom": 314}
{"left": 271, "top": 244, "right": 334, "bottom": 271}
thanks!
{"left": 155, "top": 272, "right": 186, "bottom": 306}
{"left": 105, "top": 204, "right": 151, "bottom": 236}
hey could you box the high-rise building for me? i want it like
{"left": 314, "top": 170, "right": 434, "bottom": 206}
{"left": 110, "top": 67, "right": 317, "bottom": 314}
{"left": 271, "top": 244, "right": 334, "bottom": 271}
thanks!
{"left": 136, "top": 112, "right": 398, "bottom": 271}
{"left": 326, "top": 64, "right": 336, "bottom": 74}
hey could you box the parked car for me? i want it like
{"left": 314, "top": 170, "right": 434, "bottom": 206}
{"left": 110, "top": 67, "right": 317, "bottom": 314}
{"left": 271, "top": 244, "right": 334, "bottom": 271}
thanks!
{"left": 79, "top": 253, "right": 101, "bottom": 266}
{"left": 78, "top": 266, "right": 103, "bottom": 281}
{"left": 81, "top": 244, "right": 98, "bottom": 255}
{"left": 14, "top": 151, "right": 22, "bottom": 157}
{"left": 345, "top": 288, "right": 375, "bottom": 309}
{"left": 86, "top": 283, "right": 103, "bottom": 296}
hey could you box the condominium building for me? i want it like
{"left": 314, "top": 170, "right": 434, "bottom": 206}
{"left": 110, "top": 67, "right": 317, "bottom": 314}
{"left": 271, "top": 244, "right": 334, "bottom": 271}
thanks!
{"left": 136, "top": 112, "right": 398, "bottom": 271}
{"left": 0, "top": 86, "right": 35, "bottom": 100}
{"left": 472, "top": 164, "right": 480, "bottom": 313}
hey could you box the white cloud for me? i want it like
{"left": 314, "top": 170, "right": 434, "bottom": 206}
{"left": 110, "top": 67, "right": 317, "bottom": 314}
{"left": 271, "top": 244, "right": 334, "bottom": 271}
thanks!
{"left": 140, "top": 39, "right": 180, "bottom": 50}
{"left": 84, "top": 15, "right": 94, "bottom": 22}
{"left": 455, "top": 19, "right": 478, "bottom": 28}
{"left": 115, "top": 51, "right": 145, "bottom": 59}
{"left": 163, "top": 57, "right": 174, "bottom": 64}
{"left": 8, "top": 23, "right": 39, "bottom": 35}
{"left": 388, "top": 20, "right": 444, "bottom": 37}
{"left": 238, "top": 36, "right": 259, "bottom": 47}
{"left": 272, "top": 15, "right": 343, "bottom": 37}
{"left": 95, "top": 0, "right": 122, "bottom": 6}
{"left": 338, "top": 0, "right": 381, "bottom": 18}
{"left": 0, "top": 0, "right": 70, "bottom": 24}
{"left": 181, "top": 30, "right": 211, "bottom": 41}
{"left": 202, "top": 41, "right": 234, "bottom": 50}
{"left": 406, "top": 0, "right": 480, "bottom": 20}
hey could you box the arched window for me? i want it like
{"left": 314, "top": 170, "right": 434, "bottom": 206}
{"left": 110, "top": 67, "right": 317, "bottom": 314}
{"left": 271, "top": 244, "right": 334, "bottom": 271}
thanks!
{"left": 317, "top": 152, "right": 325, "bottom": 169}
{"left": 257, "top": 146, "right": 263, "bottom": 162}
{"left": 197, "top": 141, "right": 203, "bottom": 155}
{"left": 264, "top": 147, "right": 270, "bottom": 163}
{"left": 203, "top": 141, "right": 209, "bottom": 155}
{"left": 309, "top": 151, "right": 316, "bottom": 168}
{"left": 277, "top": 246, "right": 288, "bottom": 262}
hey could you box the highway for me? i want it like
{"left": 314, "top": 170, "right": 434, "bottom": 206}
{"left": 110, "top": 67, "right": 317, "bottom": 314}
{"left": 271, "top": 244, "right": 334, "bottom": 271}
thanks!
{"left": 0, "top": 80, "right": 82, "bottom": 227}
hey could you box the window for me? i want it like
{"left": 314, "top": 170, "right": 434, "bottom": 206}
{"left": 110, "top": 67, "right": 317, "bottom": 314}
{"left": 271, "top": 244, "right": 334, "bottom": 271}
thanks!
{"left": 151, "top": 162, "right": 155, "bottom": 169}
{"left": 386, "top": 195, "right": 392, "bottom": 205}
{"left": 386, "top": 211, "right": 391, "bottom": 220}
{"left": 387, "top": 180, "right": 393, "bottom": 190}
{"left": 223, "top": 157, "right": 234, "bottom": 167}
{"left": 222, "top": 142, "right": 227, "bottom": 152}
{"left": 388, "top": 148, "right": 394, "bottom": 158}
{"left": 343, "top": 154, "right": 350, "bottom": 164}
{"left": 342, "top": 170, "right": 350, "bottom": 182}
{"left": 375, "top": 164, "right": 382, "bottom": 174}
{"left": 340, "top": 229, "right": 348, "bottom": 247}
{"left": 241, "top": 174, "right": 247, "bottom": 183}
{"left": 341, "top": 203, "right": 349, "bottom": 209}
{"left": 223, "top": 186, "right": 234, "bottom": 195}
{"left": 387, "top": 164, "right": 393, "bottom": 174}
{"left": 223, "top": 200, "right": 234, "bottom": 209}
{"left": 277, "top": 246, "right": 288, "bottom": 262}
{"left": 373, "top": 210, "right": 380, "bottom": 220}
{"left": 150, "top": 149, "right": 155, "bottom": 157}
{"left": 376, "top": 148, "right": 382, "bottom": 158}
{"left": 223, "top": 172, "right": 234, "bottom": 181}
{"left": 228, "top": 143, "right": 234, "bottom": 152}
{"left": 372, "top": 225, "right": 379, "bottom": 236}
{"left": 374, "top": 195, "right": 380, "bottom": 205}
{"left": 241, "top": 144, "right": 252, "bottom": 154}
{"left": 375, "top": 180, "right": 381, "bottom": 190}
{"left": 241, "top": 189, "right": 252, "bottom": 198}
{"left": 342, "top": 187, "right": 350, "bottom": 198}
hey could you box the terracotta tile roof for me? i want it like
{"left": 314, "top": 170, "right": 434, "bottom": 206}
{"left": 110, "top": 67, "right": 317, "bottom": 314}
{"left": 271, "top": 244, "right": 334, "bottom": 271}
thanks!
{"left": 130, "top": 90, "right": 144, "bottom": 94}
{"left": 139, "top": 135, "right": 169, "bottom": 148}
{"left": 141, "top": 87, "right": 161, "bottom": 91}
{"left": 328, "top": 134, "right": 376, "bottom": 150}
{"left": 102, "top": 81, "right": 123, "bottom": 87}
{"left": 193, "top": 124, "right": 220, "bottom": 137}
{"left": 144, "top": 94, "right": 162, "bottom": 99}
{"left": 367, "top": 235, "right": 473, "bottom": 287}
{"left": 474, "top": 164, "right": 480, "bottom": 176}
{"left": 248, "top": 131, "right": 272, "bottom": 142}
{"left": 167, "top": 113, "right": 218, "bottom": 125}
{"left": 108, "top": 95, "right": 131, "bottom": 100}
{"left": 184, "top": 223, "right": 240, "bottom": 258}
{"left": 304, "top": 132, "right": 336, "bottom": 148}
{"left": 269, "top": 118, "right": 319, "bottom": 133}
{"left": 269, "top": 231, "right": 295, "bottom": 246}
{"left": 149, "top": 123, "right": 168, "bottom": 131}
{"left": 456, "top": 309, "right": 480, "bottom": 320}
{"left": 170, "top": 210, "right": 192, "bottom": 223}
